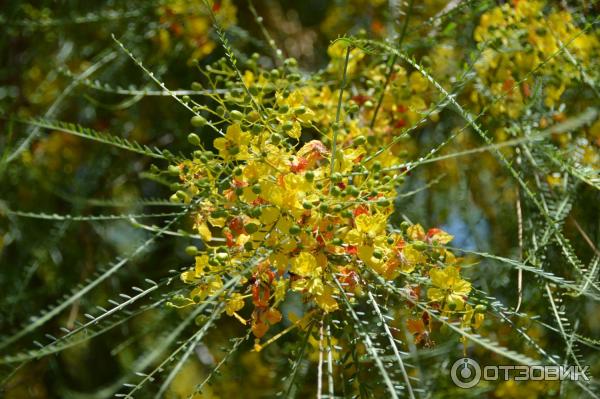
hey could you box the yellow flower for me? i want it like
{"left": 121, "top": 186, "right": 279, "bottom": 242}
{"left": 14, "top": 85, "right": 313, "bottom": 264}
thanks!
{"left": 346, "top": 213, "right": 389, "bottom": 270}
{"left": 427, "top": 266, "right": 471, "bottom": 310}
{"left": 315, "top": 286, "right": 339, "bottom": 312}
{"left": 427, "top": 228, "right": 454, "bottom": 244}
{"left": 180, "top": 255, "right": 208, "bottom": 284}
{"left": 544, "top": 84, "right": 565, "bottom": 108}
{"left": 400, "top": 244, "right": 427, "bottom": 273}
{"left": 327, "top": 41, "right": 365, "bottom": 76}
{"left": 461, "top": 304, "right": 484, "bottom": 330}
{"left": 353, "top": 213, "right": 387, "bottom": 238}
{"left": 290, "top": 252, "right": 319, "bottom": 277}
{"left": 406, "top": 223, "right": 425, "bottom": 241}
{"left": 213, "top": 123, "right": 251, "bottom": 161}
{"left": 190, "top": 275, "right": 223, "bottom": 301}
{"left": 409, "top": 71, "right": 429, "bottom": 93}
{"left": 225, "top": 293, "right": 245, "bottom": 316}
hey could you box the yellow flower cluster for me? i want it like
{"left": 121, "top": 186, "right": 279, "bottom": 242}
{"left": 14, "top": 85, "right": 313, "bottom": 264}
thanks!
{"left": 471, "top": 0, "right": 600, "bottom": 118}
{"left": 155, "top": 0, "right": 237, "bottom": 62}
{"left": 320, "top": 0, "right": 449, "bottom": 40}
{"left": 169, "top": 43, "right": 478, "bottom": 345}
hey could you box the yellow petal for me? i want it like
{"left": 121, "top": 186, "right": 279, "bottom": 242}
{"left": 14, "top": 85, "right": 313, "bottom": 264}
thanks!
{"left": 315, "top": 286, "right": 339, "bottom": 313}
{"left": 197, "top": 222, "right": 212, "bottom": 242}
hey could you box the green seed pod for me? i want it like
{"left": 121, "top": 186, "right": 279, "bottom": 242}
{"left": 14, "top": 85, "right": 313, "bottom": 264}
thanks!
{"left": 282, "top": 121, "right": 294, "bottom": 131}
{"left": 378, "top": 199, "right": 390, "bottom": 207}
{"left": 244, "top": 223, "right": 260, "bottom": 234}
{"left": 341, "top": 210, "right": 353, "bottom": 218}
{"left": 331, "top": 186, "right": 341, "bottom": 197}
{"left": 289, "top": 224, "right": 301, "bottom": 235}
{"left": 216, "top": 246, "right": 228, "bottom": 254}
{"left": 187, "top": 133, "right": 201, "bottom": 146}
{"left": 182, "top": 95, "right": 190, "bottom": 103}
{"left": 168, "top": 165, "right": 180, "bottom": 175}
{"left": 248, "top": 207, "right": 262, "bottom": 218}
{"left": 252, "top": 184, "right": 261, "bottom": 194}
{"left": 354, "top": 136, "right": 366, "bottom": 145}
{"left": 372, "top": 249, "right": 383, "bottom": 259}
{"left": 251, "top": 124, "right": 263, "bottom": 134}
{"left": 263, "top": 84, "right": 275, "bottom": 93}
{"left": 191, "top": 115, "right": 208, "bottom": 127}
{"left": 211, "top": 209, "right": 227, "bottom": 218}
{"left": 185, "top": 246, "right": 198, "bottom": 256}
{"left": 270, "top": 133, "right": 282, "bottom": 144}
{"left": 331, "top": 172, "right": 342, "bottom": 183}
{"left": 364, "top": 100, "right": 374, "bottom": 108}
{"left": 332, "top": 204, "right": 342, "bottom": 213}
{"left": 230, "top": 110, "right": 244, "bottom": 120}
{"left": 176, "top": 190, "right": 188, "bottom": 200}
{"left": 244, "top": 241, "right": 254, "bottom": 251}
{"left": 332, "top": 238, "right": 343, "bottom": 246}
{"left": 305, "top": 171, "right": 315, "bottom": 182}
{"left": 270, "top": 69, "right": 280, "bottom": 79}
{"left": 191, "top": 82, "right": 202, "bottom": 91}
{"left": 278, "top": 105, "right": 289, "bottom": 114}
{"left": 293, "top": 106, "right": 306, "bottom": 115}
{"left": 284, "top": 57, "right": 297, "bottom": 67}
{"left": 302, "top": 200, "right": 313, "bottom": 210}
{"left": 319, "top": 203, "right": 329, "bottom": 213}
{"left": 412, "top": 241, "right": 428, "bottom": 250}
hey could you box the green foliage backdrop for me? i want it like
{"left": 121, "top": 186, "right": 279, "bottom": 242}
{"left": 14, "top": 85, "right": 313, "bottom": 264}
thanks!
{"left": 1, "top": 1, "right": 599, "bottom": 398}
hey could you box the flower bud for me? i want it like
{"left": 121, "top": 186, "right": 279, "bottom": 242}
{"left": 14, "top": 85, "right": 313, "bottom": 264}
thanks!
{"left": 185, "top": 246, "right": 198, "bottom": 256}
{"left": 187, "top": 133, "right": 201, "bottom": 146}
{"left": 230, "top": 110, "right": 244, "bottom": 120}
{"left": 191, "top": 115, "right": 208, "bottom": 127}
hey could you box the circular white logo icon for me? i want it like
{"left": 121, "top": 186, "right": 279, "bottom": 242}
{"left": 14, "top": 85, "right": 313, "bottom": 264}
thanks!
{"left": 450, "top": 357, "right": 481, "bottom": 388}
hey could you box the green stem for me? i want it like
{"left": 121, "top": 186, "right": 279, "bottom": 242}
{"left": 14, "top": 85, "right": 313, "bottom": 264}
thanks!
{"left": 330, "top": 46, "right": 352, "bottom": 181}
{"left": 369, "top": 0, "right": 415, "bottom": 129}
